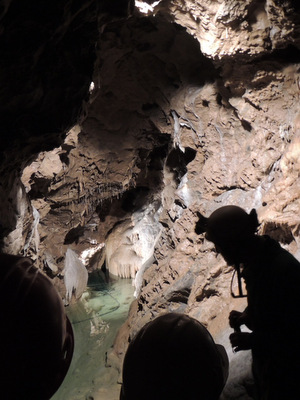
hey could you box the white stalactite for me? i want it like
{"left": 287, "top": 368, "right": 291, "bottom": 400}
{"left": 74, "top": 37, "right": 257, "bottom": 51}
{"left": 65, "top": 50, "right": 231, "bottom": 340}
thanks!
{"left": 24, "top": 206, "right": 40, "bottom": 255}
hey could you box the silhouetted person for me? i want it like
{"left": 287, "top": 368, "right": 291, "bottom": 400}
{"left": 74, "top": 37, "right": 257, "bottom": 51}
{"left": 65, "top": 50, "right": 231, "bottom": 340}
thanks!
{"left": 120, "top": 313, "right": 229, "bottom": 400}
{"left": 0, "top": 253, "right": 74, "bottom": 399}
{"left": 195, "top": 205, "right": 300, "bottom": 399}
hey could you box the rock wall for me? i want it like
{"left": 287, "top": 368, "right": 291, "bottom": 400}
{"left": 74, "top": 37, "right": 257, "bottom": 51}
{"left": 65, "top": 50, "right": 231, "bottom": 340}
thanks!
{"left": 1, "top": 1, "right": 300, "bottom": 397}
{"left": 102, "top": 0, "right": 300, "bottom": 389}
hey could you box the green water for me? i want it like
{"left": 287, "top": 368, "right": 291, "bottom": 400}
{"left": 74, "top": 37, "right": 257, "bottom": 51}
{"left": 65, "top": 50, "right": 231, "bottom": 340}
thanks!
{"left": 52, "top": 273, "right": 134, "bottom": 400}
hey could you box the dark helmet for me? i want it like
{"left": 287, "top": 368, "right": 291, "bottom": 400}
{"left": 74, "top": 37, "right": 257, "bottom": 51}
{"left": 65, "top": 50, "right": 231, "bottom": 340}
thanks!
{"left": 0, "top": 254, "right": 74, "bottom": 400}
{"left": 120, "top": 313, "right": 229, "bottom": 400}
{"left": 195, "top": 205, "right": 259, "bottom": 245}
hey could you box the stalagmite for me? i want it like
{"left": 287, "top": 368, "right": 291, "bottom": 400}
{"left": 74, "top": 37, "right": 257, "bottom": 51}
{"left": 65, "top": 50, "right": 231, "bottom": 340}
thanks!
{"left": 64, "top": 248, "right": 88, "bottom": 303}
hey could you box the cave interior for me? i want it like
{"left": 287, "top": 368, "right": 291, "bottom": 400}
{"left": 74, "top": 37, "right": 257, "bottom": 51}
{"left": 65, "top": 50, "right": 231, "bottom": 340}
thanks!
{"left": 1, "top": 0, "right": 300, "bottom": 399}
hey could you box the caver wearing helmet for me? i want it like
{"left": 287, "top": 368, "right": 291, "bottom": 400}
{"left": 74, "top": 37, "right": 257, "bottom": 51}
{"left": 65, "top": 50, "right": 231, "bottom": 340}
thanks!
{"left": 195, "top": 205, "right": 300, "bottom": 400}
{"left": 195, "top": 205, "right": 259, "bottom": 266}
{"left": 120, "top": 313, "right": 229, "bottom": 400}
{"left": 0, "top": 253, "right": 74, "bottom": 400}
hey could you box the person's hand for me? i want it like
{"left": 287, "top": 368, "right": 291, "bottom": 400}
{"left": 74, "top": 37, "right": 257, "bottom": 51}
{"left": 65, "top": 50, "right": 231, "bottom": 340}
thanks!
{"left": 229, "top": 310, "right": 253, "bottom": 331}
{"left": 229, "top": 310, "right": 243, "bottom": 330}
{"left": 229, "top": 332, "right": 253, "bottom": 352}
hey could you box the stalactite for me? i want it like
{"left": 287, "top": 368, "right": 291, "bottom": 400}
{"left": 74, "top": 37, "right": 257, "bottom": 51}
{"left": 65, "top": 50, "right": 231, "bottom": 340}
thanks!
{"left": 23, "top": 206, "right": 40, "bottom": 256}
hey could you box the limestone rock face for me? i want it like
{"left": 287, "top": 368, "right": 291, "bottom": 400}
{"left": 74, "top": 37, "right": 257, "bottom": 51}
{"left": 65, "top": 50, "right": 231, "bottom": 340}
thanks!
{"left": 0, "top": 0, "right": 133, "bottom": 266}
{"left": 1, "top": 1, "right": 300, "bottom": 397}
{"left": 101, "top": 1, "right": 300, "bottom": 386}
{"left": 0, "top": 175, "right": 33, "bottom": 255}
{"left": 156, "top": 0, "right": 300, "bottom": 60}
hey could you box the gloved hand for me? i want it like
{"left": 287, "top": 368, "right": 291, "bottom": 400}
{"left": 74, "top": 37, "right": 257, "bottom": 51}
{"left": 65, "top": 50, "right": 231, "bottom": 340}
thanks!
{"left": 229, "top": 310, "right": 253, "bottom": 331}
{"left": 230, "top": 332, "right": 253, "bottom": 352}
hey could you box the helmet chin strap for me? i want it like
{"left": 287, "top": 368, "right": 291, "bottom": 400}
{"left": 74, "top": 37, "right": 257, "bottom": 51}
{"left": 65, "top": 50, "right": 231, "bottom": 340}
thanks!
{"left": 231, "top": 263, "right": 247, "bottom": 298}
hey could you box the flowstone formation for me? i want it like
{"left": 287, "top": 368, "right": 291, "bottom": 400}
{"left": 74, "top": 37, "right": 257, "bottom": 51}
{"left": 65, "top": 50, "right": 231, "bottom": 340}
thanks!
{"left": 1, "top": 1, "right": 300, "bottom": 399}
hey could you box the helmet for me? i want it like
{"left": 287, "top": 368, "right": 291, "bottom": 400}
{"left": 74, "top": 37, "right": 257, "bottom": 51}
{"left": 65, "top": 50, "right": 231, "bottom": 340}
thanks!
{"left": 195, "top": 205, "right": 259, "bottom": 245}
{"left": 120, "top": 313, "right": 229, "bottom": 400}
{"left": 0, "top": 254, "right": 74, "bottom": 400}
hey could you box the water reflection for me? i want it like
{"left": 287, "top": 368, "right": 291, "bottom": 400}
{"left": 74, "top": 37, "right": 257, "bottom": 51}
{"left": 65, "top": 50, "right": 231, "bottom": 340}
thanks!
{"left": 52, "top": 272, "right": 134, "bottom": 400}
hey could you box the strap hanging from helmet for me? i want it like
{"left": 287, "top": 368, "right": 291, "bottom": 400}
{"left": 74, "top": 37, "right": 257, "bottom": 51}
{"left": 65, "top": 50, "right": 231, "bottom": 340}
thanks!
{"left": 231, "top": 263, "right": 247, "bottom": 298}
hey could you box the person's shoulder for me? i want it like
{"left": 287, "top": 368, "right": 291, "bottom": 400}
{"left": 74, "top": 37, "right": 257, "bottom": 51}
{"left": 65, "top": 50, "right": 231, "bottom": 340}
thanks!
{"left": 259, "top": 235, "right": 287, "bottom": 254}
{"left": 261, "top": 235, "right": 300, "bottom": 268}
{"left": 260, "top": 235, "right": 280, "bottom": 247}
{"left": 254, "top": 235, "right": 281, "bottom": 257}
